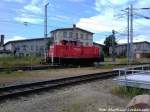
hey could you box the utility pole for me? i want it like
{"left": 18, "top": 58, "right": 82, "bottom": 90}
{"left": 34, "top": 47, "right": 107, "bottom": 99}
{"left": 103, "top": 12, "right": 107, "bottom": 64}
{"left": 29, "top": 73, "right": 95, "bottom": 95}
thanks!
{"left": 130, "top": 4, "right": 134, "bottom": 63}
{"left": 44, "top": 3, "right": 49, "bottom": 40}
{"left": 112, "top": 30, "right": 116, "bottom": 63}
{"left": 44, "top": 3, "right": 49, "bottom": 63}
{"left": 127, "top": 7, "right": 130, "bottom": 65}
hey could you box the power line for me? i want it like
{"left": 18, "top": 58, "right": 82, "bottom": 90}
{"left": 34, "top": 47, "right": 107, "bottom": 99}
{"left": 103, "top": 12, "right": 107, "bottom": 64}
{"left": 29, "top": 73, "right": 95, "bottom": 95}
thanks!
{"left": 0, "top": 19, "right": 59, "bottom": 28}
{"left": 133, "top": 7, "right": 150, "bottom": 10}
{"left": 0, "top": 1, "right": 99, "bottom": 28}
{"left": 134, "top": 13, "right": 150, "bottom": 19}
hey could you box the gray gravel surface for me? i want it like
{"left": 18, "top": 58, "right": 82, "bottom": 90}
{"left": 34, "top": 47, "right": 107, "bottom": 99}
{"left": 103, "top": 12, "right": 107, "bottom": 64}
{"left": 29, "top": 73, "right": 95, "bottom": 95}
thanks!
{"left": 0, "top": 79, "right": 130, "bottom": 112}
{"left": 0, "top": 68, "right": 112, "bottom": 87}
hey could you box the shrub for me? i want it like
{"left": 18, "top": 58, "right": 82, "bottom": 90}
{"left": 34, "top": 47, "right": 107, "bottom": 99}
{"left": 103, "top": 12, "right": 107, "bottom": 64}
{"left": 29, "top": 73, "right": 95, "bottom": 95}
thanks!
{"left": 111, "top": 86, "right": 150, "bottom": 98}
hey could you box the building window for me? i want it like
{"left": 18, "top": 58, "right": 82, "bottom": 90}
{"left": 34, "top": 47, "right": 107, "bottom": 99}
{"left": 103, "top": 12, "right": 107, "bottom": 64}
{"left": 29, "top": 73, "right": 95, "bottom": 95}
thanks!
{"left": 23, "top": 45, "right": 26, "bottom": 51}
{"left": 16, "top": 46, "right": 20, "bottom": 51}
{"left": 31, "top": 45, "right": 33, "bottom": 50}
{"left": 76, "top": 33, "right": 78, "bottom": 39}
{"left": 86, "top": 34, "right": 89, "bottom": 40}
{"left": 36, "top": 46, "right": 39, "bottom": 51}
{"left": 69, "top": 32, "right": 73, "bottom": 38}
{"left": 63, "top": 31, "right": 67, "bottom": 38}
{"left": 40, "top": 46, "right": 44, "bottom": 51}
{"left": 80, "top": 34, "right": 83, "bottom": 39}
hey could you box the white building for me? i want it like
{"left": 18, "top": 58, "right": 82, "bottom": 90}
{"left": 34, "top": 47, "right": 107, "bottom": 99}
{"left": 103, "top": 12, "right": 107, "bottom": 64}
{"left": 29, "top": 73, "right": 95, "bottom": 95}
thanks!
{"left": 51, "top": 24, "right": 94, "bottom": 46}
{"left": 115, "top": 41, "right": 150, "bottom": 58}
{"left": 4, "top": 38, "right": 50, "bottom": 56}
{"left": 2, "top": 25, "right": 103, "bottom": 57}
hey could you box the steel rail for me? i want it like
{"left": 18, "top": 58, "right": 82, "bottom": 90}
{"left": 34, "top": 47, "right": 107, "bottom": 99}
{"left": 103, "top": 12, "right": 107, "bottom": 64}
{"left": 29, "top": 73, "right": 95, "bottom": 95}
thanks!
{"left": 0, "top": 70, "right": 118, "bottom": 101}
{"left": 0, "top": 64, "right": 150, "bottom": 72}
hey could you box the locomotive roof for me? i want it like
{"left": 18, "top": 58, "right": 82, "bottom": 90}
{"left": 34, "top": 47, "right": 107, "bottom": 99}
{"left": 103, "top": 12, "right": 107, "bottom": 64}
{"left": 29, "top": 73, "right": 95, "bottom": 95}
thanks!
{"left": 51, "top": 27, "right": 94, "bottom": 34}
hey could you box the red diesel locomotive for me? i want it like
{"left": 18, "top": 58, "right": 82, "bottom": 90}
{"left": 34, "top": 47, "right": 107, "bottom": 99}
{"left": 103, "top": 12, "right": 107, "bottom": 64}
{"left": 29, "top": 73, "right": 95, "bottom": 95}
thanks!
{"left": 46, "top": 40, "right": 104, "bottom": 65}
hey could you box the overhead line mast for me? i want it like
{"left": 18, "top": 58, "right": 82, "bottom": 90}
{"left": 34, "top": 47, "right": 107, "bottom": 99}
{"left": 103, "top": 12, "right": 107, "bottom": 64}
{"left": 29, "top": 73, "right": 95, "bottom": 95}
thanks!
{"left": 44, "top": 3, "right": 50, "bottom": 63}
{"left": 116, "top": 5, "right": 150, "bottom": 64}
{"left": 127, "top": 7, "right": 130, "bottom": 65}
{"left": 130, "top": 4, "right": 134, "bottom": 63}
{"left": 44, "top": 3, "right": 49, "bottom": 40}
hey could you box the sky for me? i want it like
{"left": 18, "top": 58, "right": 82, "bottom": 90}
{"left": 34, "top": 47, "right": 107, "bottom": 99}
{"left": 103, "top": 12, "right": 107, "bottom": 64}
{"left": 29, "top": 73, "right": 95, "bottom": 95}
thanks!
{"left": 0, "top": 0, "right": 150, "bottom": 44}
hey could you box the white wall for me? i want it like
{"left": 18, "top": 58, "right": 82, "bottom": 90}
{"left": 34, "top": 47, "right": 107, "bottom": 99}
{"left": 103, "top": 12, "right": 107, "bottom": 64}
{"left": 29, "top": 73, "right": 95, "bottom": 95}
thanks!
{"left": 115, "top": 42, "right": 150, "bottom": 56}
{"left": 4, "top": 38, "right": 50, "bottom": 56}
{"left": 51, "top": 29, "right": 93, "bottom": 46}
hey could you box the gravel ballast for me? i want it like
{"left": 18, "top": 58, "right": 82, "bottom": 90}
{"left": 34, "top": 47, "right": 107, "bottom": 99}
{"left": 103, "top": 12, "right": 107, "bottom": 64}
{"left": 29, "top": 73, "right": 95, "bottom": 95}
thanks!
{"left": 0, "top": 79, "right": 130, "bottom": 112}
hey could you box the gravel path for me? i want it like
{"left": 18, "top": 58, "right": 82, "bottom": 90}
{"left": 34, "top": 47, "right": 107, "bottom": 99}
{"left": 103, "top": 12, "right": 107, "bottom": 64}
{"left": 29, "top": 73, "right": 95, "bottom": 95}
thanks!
{"left": 0, "top": 79, "right": 130, "bottom": 112}
{"left": 0, "top": 67, "right": 112, "bottom": 87}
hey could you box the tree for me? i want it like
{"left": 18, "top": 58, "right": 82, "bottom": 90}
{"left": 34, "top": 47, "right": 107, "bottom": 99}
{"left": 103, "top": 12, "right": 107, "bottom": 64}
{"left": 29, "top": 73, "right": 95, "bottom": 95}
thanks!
{"left": 46, "top": 39, "right": 53, "bottom": 50}
{"left": 104, "top": 35, "right": 117, "bottom": 56}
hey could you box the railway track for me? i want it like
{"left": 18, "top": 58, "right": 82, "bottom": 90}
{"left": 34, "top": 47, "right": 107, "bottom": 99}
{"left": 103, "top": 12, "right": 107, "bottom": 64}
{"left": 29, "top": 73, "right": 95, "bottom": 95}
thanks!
{"left": 0, "top": 70, "right": 118, "bottom": 101}
{"left": 0, "top": 63, "right": 150, "bottom": 72}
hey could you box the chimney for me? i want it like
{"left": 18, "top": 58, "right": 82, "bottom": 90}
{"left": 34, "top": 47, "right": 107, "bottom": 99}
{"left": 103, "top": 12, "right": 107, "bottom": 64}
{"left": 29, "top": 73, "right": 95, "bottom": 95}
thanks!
{"left": 73, "top": 24, "right": 76, "bottom": 28}
{"left": 0, "top": 35, "right": 4, "bottom": 46}
{"left": 73, "top": 24, "right": 76, "bottom": 39}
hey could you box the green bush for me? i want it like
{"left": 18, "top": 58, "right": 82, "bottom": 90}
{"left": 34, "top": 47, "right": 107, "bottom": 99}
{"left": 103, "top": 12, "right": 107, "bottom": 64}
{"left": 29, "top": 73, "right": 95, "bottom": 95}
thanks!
{"left": 111, "top": 86, "right": 150, "bottom": 98}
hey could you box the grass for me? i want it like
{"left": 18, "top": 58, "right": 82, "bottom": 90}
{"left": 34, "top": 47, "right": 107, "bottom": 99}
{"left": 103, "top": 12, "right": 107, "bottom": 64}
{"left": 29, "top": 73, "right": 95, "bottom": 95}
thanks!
{"left": 0, "top": 70, "right": 26, "bottom": 77}
{"left": 111, "top": 86, "right": 150, "bottom": 98}
{"left": 0, "top": 56, "right": 41, "bottom": 67}
{"left": 104, "top": 57, "right": 150, "bottom": 65}
{"left": 99, "top": 64, "right": 115, "bottom": 69}
{"left": 0, "top": 67, "right": 109, "bottom": 78}
{"left": 104, "top": 57, "right": 130, "bottom": 65}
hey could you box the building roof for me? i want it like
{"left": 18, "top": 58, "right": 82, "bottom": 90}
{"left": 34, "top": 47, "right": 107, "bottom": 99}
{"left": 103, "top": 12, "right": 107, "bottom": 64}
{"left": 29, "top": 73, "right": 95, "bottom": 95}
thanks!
{"left": 51, "top": 27, "right": 94, "bottom": 34}
{"left": 116, "top": 41, "right": 150, "bottom": 47}
{"left": 93, "top": 42, "right": 104, "bottom": 47}
{"left": 4, "top": 37, "right": 51, "bottom": 46}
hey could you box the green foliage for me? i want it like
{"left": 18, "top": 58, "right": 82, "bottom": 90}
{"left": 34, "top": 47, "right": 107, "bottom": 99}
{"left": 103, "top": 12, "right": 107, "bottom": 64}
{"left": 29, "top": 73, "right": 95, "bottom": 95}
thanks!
{"left": 46, "top": 39, "right": 53, "bottom": 50}
{"left": 104, "top": 35, "right": 117, "bottom": 47}
{"left": 103, "top": 35, "right": 117, "bottom": 56}
{"left": 0, "top": 56, "right": 41, "bottom": 67}
{"left": 111, "top": 86, "right": 150, "bottom": 98}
